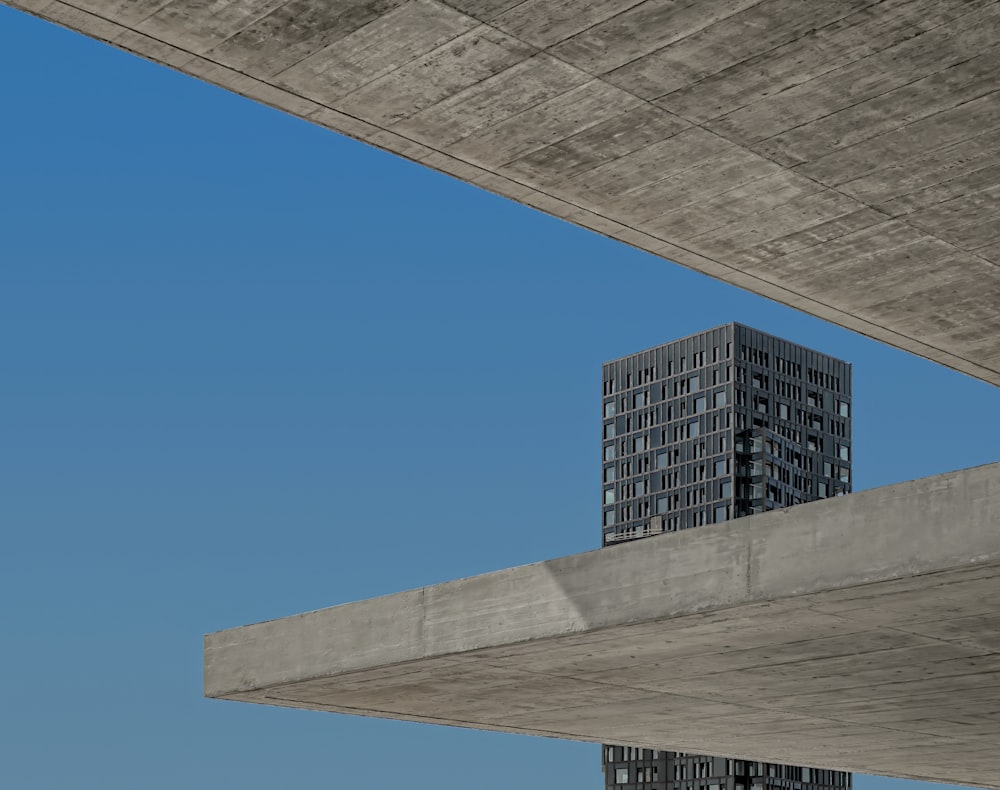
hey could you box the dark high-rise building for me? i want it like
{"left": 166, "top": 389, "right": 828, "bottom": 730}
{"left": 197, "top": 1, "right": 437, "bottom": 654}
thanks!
{"left": 599, "top": 323, "right": 852, "bottom": 790}
{"left": 601, "top": 323, "right": 852, "bottom": 545}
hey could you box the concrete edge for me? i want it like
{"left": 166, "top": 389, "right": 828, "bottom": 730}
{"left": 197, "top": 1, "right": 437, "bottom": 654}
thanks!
{"left": 204, "top": 461, "right": 1000, "bottom": 699}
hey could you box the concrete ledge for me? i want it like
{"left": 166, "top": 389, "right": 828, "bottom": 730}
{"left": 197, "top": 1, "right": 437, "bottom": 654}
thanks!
{"left": 6, "top": 0, "right": 1000, "bottom": 387}
{"left": 206, "top": 462, "right": 1000, "bottom": 788}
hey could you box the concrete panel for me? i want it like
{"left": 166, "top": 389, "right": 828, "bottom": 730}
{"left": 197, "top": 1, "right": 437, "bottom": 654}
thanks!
{"left": 656, "top": 0, "right": 988, "bottom": 125}
{"left": 7, "top": 0, "right": 1000, "bottom": 388}
{"left": 206, "top": 462, "right": 1000, "bottom": 788}
{"left": 601, "top": 0, "right": 874, "bottom": 100}
{"left": 273, "top": 0, "right": 479, "bottom": 100}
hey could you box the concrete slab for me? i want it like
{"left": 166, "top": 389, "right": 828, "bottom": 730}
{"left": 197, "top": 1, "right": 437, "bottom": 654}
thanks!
{"left": 205, "top": 462, "right": 1000, "bottom": 788}
{"left": 7, "top": 0, "right": 1000, "bottom": 386}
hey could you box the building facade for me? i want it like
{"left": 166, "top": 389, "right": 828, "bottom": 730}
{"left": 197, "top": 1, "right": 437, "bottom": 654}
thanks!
{"left": 601, "top": 323, "right": 852, "bottom": 546}
{"left": 600, "top": 323, "right": 852, "bottom": 790}
{"left": 602, "top": 750, "right": 850, "bottom": 790}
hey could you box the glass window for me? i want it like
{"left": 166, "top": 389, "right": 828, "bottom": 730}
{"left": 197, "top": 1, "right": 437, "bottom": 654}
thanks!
{"left": 633, "top": 436, "right": 646, "bottom": 452}
{"left": 715, "top": 505, "right": 729, "bottom": 523}
{"left": 604, "top": 466, "right": 615, "bottom": 483}
{"left": 720, "top": 480, "right": 732, "bottom": 498}
{"left": 635, "top": 480, "right": 646, "bottom": 496}
{"left": 633, "top": 392, "right": 647, "bottom": 408}
{"left": 604, "top": 488, "right": 615, "bottom": 504}
{"left": 604, "top": 510, "right": 615, "bottom": 526}
{"left": 656, "top": 496, "right": 668, "bottom": 514}
{"left": 616, "top": 768, "right": 629, "bottom": 784}
{"left": 604, "top": 401, "right": 615, "bottom": 418}
{"left": 604, "top": 423, "right": 615, "bottom": 439}
{"left": 605, "top": 444, "right": 616, "bottom": 461}
{"left": 655, "top": 451, "right": 668, "bottom": 469}
{"left": 714, "top": 390, "right": 726, "bottom": 408}
{"left": 838, "top": 444, "right": 850, "bottom": 460}
{"left": 688, "top": 375, "right": 699, "bottom": 391}
{"left": 688, "top": 420, "right": 699, "bottom": 437}
{"left": 694, "top": 395, "right": 706, "bottom": 413}
{"left": 838, "top": 400, "right": 850, "bottom": 417}
{"left": 714, "top": 459, "right": 727, "bottom": 476}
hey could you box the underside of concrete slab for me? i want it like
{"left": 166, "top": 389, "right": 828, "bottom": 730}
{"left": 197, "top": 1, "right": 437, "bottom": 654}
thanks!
{"left": 7, "top": 0, "right": 1000, "bottom": 385}
{"left": 205, "top": 462, "right": 1000, "bottom": 789}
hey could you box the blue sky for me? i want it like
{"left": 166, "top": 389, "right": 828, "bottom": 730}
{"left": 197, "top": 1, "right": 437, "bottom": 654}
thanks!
{"left": 1, "top": 6, "right": 996, "bottom": 789}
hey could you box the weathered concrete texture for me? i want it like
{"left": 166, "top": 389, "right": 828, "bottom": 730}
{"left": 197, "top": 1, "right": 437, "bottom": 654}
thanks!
{"left": 8, "top": 0, "right": 1000, "bottom": 385}
{"left": 206, "top": 462, "right": 1000, "bottom": 788}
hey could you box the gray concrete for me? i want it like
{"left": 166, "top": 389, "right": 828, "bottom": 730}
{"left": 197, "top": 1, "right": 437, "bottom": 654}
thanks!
{"left": 206, "top": 462, "right": 1000, "bottom": 788}
{"left": 8, "top": 0, "right": 1000, "bottom": 385}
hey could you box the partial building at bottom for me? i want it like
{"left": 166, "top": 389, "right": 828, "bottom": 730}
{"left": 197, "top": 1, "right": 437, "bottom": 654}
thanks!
{"left": 603, "top": 751, "right": 849, "bottom": 790}
{"left": 599, "top": 323, "right": 852, "bottom": 790}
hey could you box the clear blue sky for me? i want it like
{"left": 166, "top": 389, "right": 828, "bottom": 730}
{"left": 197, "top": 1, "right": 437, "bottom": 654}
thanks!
{"left": 1, "top": 7, "right": 996, "bottom": 789}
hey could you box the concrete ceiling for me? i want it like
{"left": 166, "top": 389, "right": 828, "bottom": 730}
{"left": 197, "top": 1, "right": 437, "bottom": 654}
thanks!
{"left": 206, "top": 462, "right": 1000, "bottom": 789}
{"left": 8, "top": 0, "right": 1000, "bottom": 385}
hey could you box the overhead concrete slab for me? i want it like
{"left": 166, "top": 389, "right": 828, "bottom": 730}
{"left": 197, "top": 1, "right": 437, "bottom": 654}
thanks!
{"left": 206, "top": 461, "right": 1000, "bottom": 789}
{"left": 7, "top": 0, "right": 1000, "bottom": 386}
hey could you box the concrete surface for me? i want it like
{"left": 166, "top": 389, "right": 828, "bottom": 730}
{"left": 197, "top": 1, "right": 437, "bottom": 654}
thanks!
{"left": 7, "top": 0, "right": 1000, "bottom": 386}
{"left": 206, "top": 461, "right": 1000, "bottom": 788}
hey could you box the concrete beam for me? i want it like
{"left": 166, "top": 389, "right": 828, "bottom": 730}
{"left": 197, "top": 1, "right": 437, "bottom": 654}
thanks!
{"left": 7, "top": 0, "right": 1000, "bottom": 386}
{"left": 206, "top": 462, "right": 1000, "bottom": 789}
